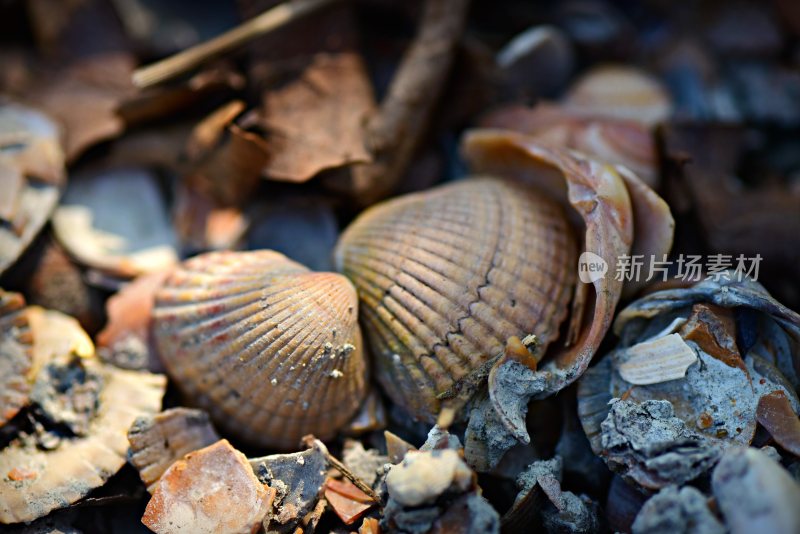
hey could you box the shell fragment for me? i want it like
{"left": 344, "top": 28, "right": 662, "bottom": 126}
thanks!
{"left": 618, "top": 333, "right": 697, "bottom": 385}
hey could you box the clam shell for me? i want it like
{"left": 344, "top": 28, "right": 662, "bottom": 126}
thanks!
{"left": 0, "top": 290, "right": 33, "bottom": 426}
{"left": 153, "top": 250, "right": 369, "bottom": 449}
{"left": 335, "top": 177, "right": 577, "bottom": 422}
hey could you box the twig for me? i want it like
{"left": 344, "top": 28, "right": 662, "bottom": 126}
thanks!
{"left": 301, "top": 435, "right": 381, "bottom": 502}
{"left": 132, "top": 0, "right": 340, "bottom": 89}
{"left": 350, "top": 0, "right": 470, "bottom": 205}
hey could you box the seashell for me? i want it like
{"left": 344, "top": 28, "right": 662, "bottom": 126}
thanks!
{"left": 335, "top": 177, "right": 577, "bottom": 422}
{"left": 0, "top": 290, "right": 33, "bottom": 427}
{"left": 455, "top": 128, "right": 672, "bottom": 470}
{"left": 153, "top": 250, "right": 369, "bottom": 449}
{"left": 127, "top": 407, "right": 221, "bottom": 493}
{"left": 0, "top": 307, "right": 165, "bottom": 524}
{"left": 480, "top": 103, "right": 659, "bottom": 187}
{"left": 562, "top": 65, "right": 672, "bottom": 126}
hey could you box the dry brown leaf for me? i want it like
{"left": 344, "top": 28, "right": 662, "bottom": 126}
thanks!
{"left": 25, "top": 52, "right": 137, "bottom": 162}
{"left": 260, "top": 52, "right": 374, "bottom": 182}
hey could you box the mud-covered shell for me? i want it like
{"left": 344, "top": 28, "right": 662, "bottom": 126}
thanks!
{"left": 0, "top": 350, "right": 165, "bottom": 523}
{"left": 153, "top": 250, "right": 369, "bottom": 449}
{"left": 0, "top": 289, "right": 33, "bottom": 426}
{"left": 0, "top": 290, "right": 33, "bottom": 427}
{"left": 335, "top": 177, "right": 577, "bottom": 422}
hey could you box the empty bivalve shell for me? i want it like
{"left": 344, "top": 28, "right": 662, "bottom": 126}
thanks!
{"left": 335, "top": 177, "right": 577, "bottom": 422}
{"left": 153, "top": 250, "right": 369, "bottom": 449}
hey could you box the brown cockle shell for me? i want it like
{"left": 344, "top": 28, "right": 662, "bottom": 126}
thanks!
{"left": 335, "top": 178, "right": 577, "bottom": 422}
{"left": 153, "top": 250, "right": 369, "bottom": 449}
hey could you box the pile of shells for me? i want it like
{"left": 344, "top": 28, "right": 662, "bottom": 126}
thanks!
{"left": 2, "top": 1, "right": 800, "bottom": 532}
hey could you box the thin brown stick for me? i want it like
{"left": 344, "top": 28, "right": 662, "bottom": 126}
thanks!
{"left": 132, "top": 0, "right": 340, "bottom": 89}
{"left": 301, "top": 435, "right": 381, "bottom": 502}
{"left": 350, "top": 0, "right": 470, "bottom": 205}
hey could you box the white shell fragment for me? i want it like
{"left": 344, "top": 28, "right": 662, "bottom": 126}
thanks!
{"left": 385, "top": 449, "right": 473, "bottom": 507}
{"left": 617, "top": 333, "right": 697, "bottom": 386}
{"left": 0, "top": 363, "right": 165, "bottom": 524}
{"left": 52, "top": 168, "right": 178, "bottom": 277}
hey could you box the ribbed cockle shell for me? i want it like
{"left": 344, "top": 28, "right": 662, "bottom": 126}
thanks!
{"left": 153, "top": 250, "right": 369, "bottom": 449}
{"left": 335, "top": 178, "right": 577, "bottom": 422}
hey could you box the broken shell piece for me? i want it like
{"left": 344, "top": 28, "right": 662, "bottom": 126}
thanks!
{"left": 153, "top": 250, "right": 369, "bottom": 449}
{"left": 336, "top": 177, "right": 577, "bottom": 423}
{"left": 616, "top": 333, "right": 697, "bottom": 385}
{"left": 127, "top": 407, "right": 220, "bottom": 493}
{"left": 250, "top": 442, "right": 328, "bottom": 531}
{"left": 26, "top": 307, "right": 94, "bottom": 367}
{"left": 461, "top": 129, "right": 673, "bottom": 462}
{"left": 599, "top": 399, "right": 721, "bottom": 490}
{"left": 52, "top": 168, "right": 178, "bottom": 278}
{"left": 631, "top": 486, "right": 725, "bottom": 534}
{"left": 385, "top": 431, "right": 417, "bottom": 464}
{"left": 712, "top": 447, "right": 800, "bottom": 534}
{"left": 96, "top": 270, "right": 170, "bottom": 372}
{"left": 325, "top": 477, "right": 374, "bottom": 525}
{"left": 0, "top": 359, "right": 165, "bottom": 523}
{"left": 385, "top": 450, "right": 473, "bottom": 507}
{"left": 501, "top": 457, "right": 562, "bottom": 531}
{"left": 756, "top": 390, "right": 800, "bottom": 457}
{"left": 541, "top": 492, "right": 601, "bottom": 534}
{"left": 480, "top": 103, "right": 659, "bottom": 187}
{"left": 0, "top": 290, "right": 33, "bottom": 426}
{"left": 0, "top": 103, "right": 64, "bottom": 275}
{"left": 359, "top": 516, "right": 380, "bottom": 534}
{"left": 562, "top": 65, "right": 672, "bottom": 126}
{"left": 344, "top": 389, "right": 387, "bottom": 436}
{"left": 142, "top": 439, "right": 275, "bottom": 534}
